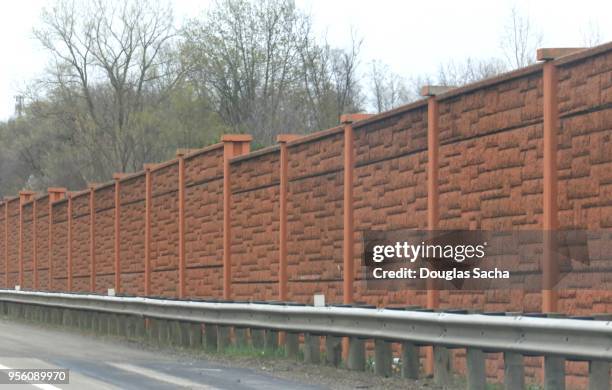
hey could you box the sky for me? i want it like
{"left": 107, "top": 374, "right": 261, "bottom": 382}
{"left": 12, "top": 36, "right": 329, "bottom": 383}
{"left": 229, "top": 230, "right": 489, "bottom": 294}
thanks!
{"left": 0, "top": 0, "right": 610, "bottom": 120}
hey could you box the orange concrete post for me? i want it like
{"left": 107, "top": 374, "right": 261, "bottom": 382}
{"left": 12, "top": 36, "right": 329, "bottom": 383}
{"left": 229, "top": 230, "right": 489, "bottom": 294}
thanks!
{"left": 144, "top": 164, "right": 154, "bottom": 296}
{"left": 67, "top": 193, "right": 73, "bottom": 291}
{"left": 18, "top": 191, "right": 35, "bottom": 287}
{"left": 176, "top": 151, "right": 187, "bottom": 299}
{"left": 113, "top": 174, "right": 126, "bottom": 294}
{"left": 222, "top": 134, "right": 252, "bottom": 300}
{"left": 33, "top": 197, "right": 38, "bottom": 289}
{"left": 340, "top": 113, "right": 371, "bottom": 305}
{"left": 47, "top": 188, "right": 66, "bottom": 290}
{"left": 339, "top": 113, "right": 371, "bottom": 362}
{"left": 426, "top": 95, "right": 440, "bottom": 310}
{"left": 4, "top": 199, "right": 10, "bottom": 287}
{"left": 421, "top": 85, "right": 454, "bottom": 375}
{"left": 18, "top": 196, "right": 23, "bottom": 287}
{"left": 277, "top": 135, "right": 301, "bottom": 301}
{"left": 88, "top": 184, "right": 97, "bottom": 292}
{"left": 537, "top": 48, "right": 583, "bottom": 313}
{"left": 542, "top": 58, "right": 560, "bottom": 313}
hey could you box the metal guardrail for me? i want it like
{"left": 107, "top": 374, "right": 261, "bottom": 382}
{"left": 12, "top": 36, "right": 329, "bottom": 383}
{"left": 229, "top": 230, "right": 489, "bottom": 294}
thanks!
{"left": 0, "top": 289, "right": 610, "bottom": 389}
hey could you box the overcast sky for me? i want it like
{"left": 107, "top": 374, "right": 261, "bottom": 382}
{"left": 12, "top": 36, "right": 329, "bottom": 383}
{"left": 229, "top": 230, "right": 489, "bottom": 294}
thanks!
{"left": 0, "top": 0, "right": 610, "bottom": 120}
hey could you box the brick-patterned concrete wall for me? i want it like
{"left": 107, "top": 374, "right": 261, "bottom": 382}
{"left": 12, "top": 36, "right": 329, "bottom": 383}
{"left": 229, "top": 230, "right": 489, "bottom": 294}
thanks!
{"left": 0, "top": 46, "right": 608, "bottom": 310}
{"left": 231, "top": 146, "right": 280, "bottom": 301}
{"left": 556, "top": 50, "right": 612, "bottom": 319}
{"left": 35, "top": 196, "right": 50, "bottom": 290}
{"left": 436, "top": 68, "right": 546, "bottom": 315}
{"left": 119, "top": 175, "right": 146, "bottom": 296}
{"left": 71, "top": 192, "right": 90, "bottom": 292}
{"left": 22, "top": 201, "right": 34, "bottom": 289}
{"left": 353, "top": 103, "right": 429, "bottom": 307}
{"left": 286, "top": 128, "right": 345, "bottom": 304}
{"left": 150, "top": 162, "right": 179, "bottom": 297}
{"left": 93, "top": 185, "right": 115, "bottom": 294}
{"left": 50, "top": 200, "right": 68, "bottom": 291}
{"left": 184, "top": 146, "right": 225, "bottom": 299}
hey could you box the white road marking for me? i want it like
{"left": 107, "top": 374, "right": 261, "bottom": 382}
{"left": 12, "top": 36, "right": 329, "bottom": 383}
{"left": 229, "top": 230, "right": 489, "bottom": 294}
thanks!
{"left": 0, "top": 363, "right": 63, "bottom": 390}
{"left": 107, "top": 362, "right": 221, "bottom": 390}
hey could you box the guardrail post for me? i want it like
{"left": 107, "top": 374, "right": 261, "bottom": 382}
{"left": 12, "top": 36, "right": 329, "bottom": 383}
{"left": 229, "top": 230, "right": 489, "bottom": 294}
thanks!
{"left": 118, "top": 314, "right": 129, "bottom": 337}
{"left": 234, "top": 326, "right": 248, "bottom": 348}
{"left": 264, "top": 329, "right": 279, "bottom": 351}
{"left": 172, "top": 320, "right": 189, "bottom": 347}
{"left": 134, "top": 316, "right": 146, "bottom": 340}
{"left": 401, "top": 341, "right": 419, "bottom": 379}
{"left": 147, "top": 318, "right": 159, "bottom": 345}
{"left": 109, "top": 313, "right": 119, "bottom": 336}
{"left": 61, "top": 308, "right": 70, "bottom": 327}
{"left": 158, "top": 319, "right": 172, "bottom": 346}
{"left": 588, "top": 360, "right": 610, "bottom": 390}
{"left": 188, "top": 323, "right": 202, "bottom": 348}
{"left": 222, "top": 134, "right": 252, "bottom": 300}
{"left": 503, "top": 352, "right": 524, "bottom": 390}
{"left": 374, "top": 339, "right": 392, "bottom": 377}
{"left": 125, "top": 315, "right": 136, "bottom": 339}
{"left": 251, "top": 328, "right": 265, "bottom": 349}
{"left": 217, "top": 325, "right": 230, "bottom": 352}
{"left": 347, "top": 337, "right": 365, "bottom": 371}
{"left": 544, "top": 355, "right": 565, "bottom": 390}
{"left": 285, "top": 332, "right": 299, "bottom": 359}
{"left": 303, "top": 333, "right": 320, "bottom": 364}
{"left": 325, "top": 335, "right": 342, "bottom": 367}
{"left": 204, "top": 324, "right": 217, "bottom": 351}
{"left": 466, "top": 347, "right": 486, "bottom": 390}
{"left": 433, "top": 345, "right": 452, "bottom": 386}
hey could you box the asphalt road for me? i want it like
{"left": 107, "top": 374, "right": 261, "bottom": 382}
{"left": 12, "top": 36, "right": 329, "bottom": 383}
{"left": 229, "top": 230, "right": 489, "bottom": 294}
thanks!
{"left": 0, "top": 319, "right": 323, "bottom": 390}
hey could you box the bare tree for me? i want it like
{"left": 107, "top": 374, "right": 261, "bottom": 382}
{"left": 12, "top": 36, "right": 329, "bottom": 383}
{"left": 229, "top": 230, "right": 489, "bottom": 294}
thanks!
{"left": 368, "top": 60, "right": 413, "bottom": 113}
{"left": 437, "top": 57, "right": 507, "bottom": 86}
{"left": 500, "top": 7, "right": 543, "bottom": 69}
{"left": 298, "top": 30, "right": 364, "bottom": 129}
{"left": 581, "top": 20, "right": 603, "bottom": 47}
{"left": 184, "top": 0, "right": 307, "bottom": 144}
{"left": 184, "top": 0, "right": 364, "bottom": 143}
{"left": 33, "top": 0, "right": 184, "bottom": 180}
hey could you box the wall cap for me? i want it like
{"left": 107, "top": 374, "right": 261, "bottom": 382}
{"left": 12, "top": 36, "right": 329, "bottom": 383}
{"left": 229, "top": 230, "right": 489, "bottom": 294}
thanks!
{"left": 340, "top": 113, "right": 373, "bottom": 124}
{"left": 537, "top": 47, "right": 586, "bottom": 61}
{"left": 277, "top": 134, "right": 302, "bottom": 143}
{"left": 420, "top": 85, "right": 455, "bottom": 96}
{"left": 221, "top": 134, "right": 253, "bottom": 142}
{"left": 176, "top": 148, "right": 200, "bottom": 157}
{"left": 112, "top": 173, "right": 127, "bottom": 180}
